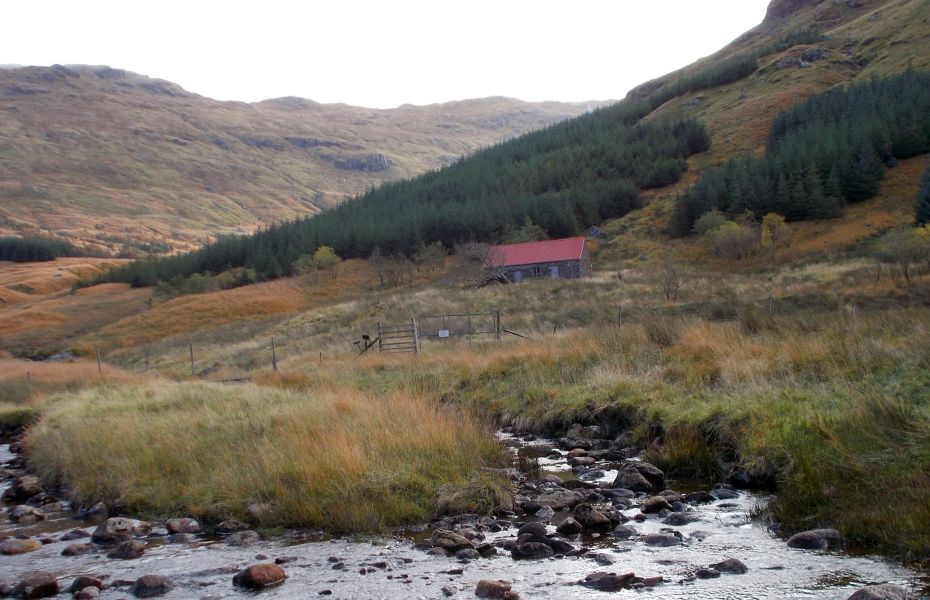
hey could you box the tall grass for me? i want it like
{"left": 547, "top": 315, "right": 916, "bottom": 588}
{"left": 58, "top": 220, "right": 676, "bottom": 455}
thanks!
{"left": 24, "top": 381, "right": 510, "bottom": 531}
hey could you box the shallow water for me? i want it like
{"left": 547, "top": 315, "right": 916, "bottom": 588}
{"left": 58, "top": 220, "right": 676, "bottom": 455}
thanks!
{"left": 2, "top": 440, "right": 927, "bottom": 599}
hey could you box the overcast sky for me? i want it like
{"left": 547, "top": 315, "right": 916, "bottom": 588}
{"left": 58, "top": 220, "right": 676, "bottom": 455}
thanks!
{"left": 3, "top": 1, "right": 771, "bottom": 108}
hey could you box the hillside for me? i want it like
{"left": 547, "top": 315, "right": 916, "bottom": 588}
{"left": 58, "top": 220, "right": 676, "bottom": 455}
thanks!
{"left": 0, "top": 65, "right": 603, "bottom": 253}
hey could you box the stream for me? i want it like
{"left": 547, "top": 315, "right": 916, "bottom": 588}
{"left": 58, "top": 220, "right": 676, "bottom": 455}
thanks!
{"left": 1, "top": 436, "right": 927, "bottom": 599}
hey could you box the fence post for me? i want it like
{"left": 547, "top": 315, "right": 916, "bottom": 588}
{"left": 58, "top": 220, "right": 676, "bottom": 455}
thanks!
{"left": 377, "top": 321, "right": 383, "bottom": 352}
{"left": 495, "top": 311, "right": 502, "bottom": 340}
{"left": 96, "top": 347, "right": 102, "bottom": 375}
{"left": 618, "top": 304, "right": 622, "bottom": 327}
{"left": 412, "top": 318, "right": 420, "bottom": 354}
{"left": 189, "top": 343, "right": 195, "bottom": 377}
{"left": 271, "top": 337, "right": 278, "bottom": 372}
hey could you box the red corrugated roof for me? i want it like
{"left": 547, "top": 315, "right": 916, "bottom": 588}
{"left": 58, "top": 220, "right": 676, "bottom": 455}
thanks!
{"left": 490, "top": 237, "right": 587, "bottom": 267}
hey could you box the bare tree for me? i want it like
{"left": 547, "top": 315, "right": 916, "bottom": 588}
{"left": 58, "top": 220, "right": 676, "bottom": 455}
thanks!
{"left": 452, "top": 243, "right": 508, "bottom": 288}
{"left": 655, "top": 262, "right": 683, "bottom": 301}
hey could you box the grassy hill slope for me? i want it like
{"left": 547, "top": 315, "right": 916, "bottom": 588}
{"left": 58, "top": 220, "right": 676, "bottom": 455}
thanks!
{"left": 0, "top": 65, "right": 604, "bottom": 253}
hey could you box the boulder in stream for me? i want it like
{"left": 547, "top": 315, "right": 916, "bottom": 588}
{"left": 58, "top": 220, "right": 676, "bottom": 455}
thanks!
{"left": 10, "top": 504, "right": 45, "bottom": 523}
{"left": 232, "top": 564, "right": 287, "bottom": 589}
{"left": 0, "top": 537, "right": 42, "bottom": 554}
{"left": 787, "top": 528, "right": 843, "bottom": 550}
{"left": 165, "top": 517, "right": 201, "bottom": 534}
{"left": 475, "top": 579, "right": 514, "bottom": 598}
{"left": 61, "top": 543, "right": 96, "bottom": 556}
{"left": 710, "top": 557, "right": 748, "bottom": 574}
{"left": 429, "top": 528, "right": 475, "bottom": 552}
{"left": 13, "top": 571, "right": 58, "bottom": 598}
{"left": 511, "top": 541, "right": 554, "bottom": 560}
{"left": 107, "top": 539, "right": 146, "bottom": 559}
{"left": 846, "top": 584, "right": 909, "bottom": 600}
{"left": 91, "top": 517, "right": 151, "bottom": 544}
{"left": 131, "top": 574, "right": 173, "bottom": 598}
{"left": 573, "top": 504, "right": 613, "bottom": 531}
{"left": 611, "top": 462, "right": 665, "bottom": 493}
{"left": 226, "top": 530, "right": 260, "bottom": 546}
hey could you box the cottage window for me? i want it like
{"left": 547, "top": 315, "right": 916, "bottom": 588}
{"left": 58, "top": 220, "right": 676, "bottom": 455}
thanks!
{"left": 532, "top": 265, "right": 542, "bottom": 277}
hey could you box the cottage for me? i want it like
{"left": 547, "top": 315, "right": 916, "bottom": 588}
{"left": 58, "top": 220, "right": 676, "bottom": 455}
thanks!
{"left": 490, "top": 237, "right": 592, "bottom": 283}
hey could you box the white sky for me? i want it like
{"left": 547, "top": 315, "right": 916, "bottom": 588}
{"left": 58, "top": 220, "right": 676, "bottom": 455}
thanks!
{"left": 2, "top": 1, "right": 771, "bottom": 108}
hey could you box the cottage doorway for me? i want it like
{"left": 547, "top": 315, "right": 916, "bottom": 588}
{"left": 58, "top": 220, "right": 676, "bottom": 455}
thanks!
{"left": 549, "top": 265, "right": 559, "bottom": 278}
{"left": 513, "top": 271, "right": 523, "bottom": 283}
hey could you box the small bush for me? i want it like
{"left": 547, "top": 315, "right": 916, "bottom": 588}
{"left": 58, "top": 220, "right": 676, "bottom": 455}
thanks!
{"left": 643, "top": 317, "right": 680, "bottom": 347}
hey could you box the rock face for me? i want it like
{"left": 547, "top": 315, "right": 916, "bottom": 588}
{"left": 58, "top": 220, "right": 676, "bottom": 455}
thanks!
{"left": 787, "top": 528, "right": 843, "bottom": 550}
{"left": 0, "top": 538, "right": 42, "bottom": 554}
{"left": 765, "top": 0, "right": 819, "bottom": 20}
{"left": 232, "top": 564, "right": 287, "bottom": 589}
{"left": 611, "top": 463, "right": 665, "bottom": 493}
{"left": 846, "top": 584, "right": 909, "bottom": 600}
{"left": 333, "top": 153, "right": 390, "bottom": 172}
{"left": 91, "top": 517, "right": 151, "bottom": 544}
{"left": 131, "top": 574, "right": 174, "bottom": 598}
{"left": 13, "top": 572, "right": 59, "bottom": 598}
{"left": 429, "top": 529, "right": 475, "bottom": 553}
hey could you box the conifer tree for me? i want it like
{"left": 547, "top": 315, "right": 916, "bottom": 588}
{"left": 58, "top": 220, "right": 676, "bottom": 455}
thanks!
{"left": 916, "top": 163, "right": 930, "bottom": 227}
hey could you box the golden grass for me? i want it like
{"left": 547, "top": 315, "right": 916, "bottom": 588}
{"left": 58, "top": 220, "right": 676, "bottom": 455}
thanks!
{"left": 25, "top": 381, "right": 510, "bottom": 530}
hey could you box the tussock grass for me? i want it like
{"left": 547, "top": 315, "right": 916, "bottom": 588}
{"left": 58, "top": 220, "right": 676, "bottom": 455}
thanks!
{"left": 24, "top": 381, "right": 510, "bottom": 531}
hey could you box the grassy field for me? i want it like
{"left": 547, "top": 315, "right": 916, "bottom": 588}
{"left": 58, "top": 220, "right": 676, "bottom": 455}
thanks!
{"left": 24, "top": 381, "right": 510, "bottom": 530}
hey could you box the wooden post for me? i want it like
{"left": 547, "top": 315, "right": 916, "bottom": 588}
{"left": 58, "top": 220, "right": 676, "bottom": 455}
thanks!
{"left": 495, "top": 311, "right": 502, "bottom": 340}
{"left": 189, "top": 343, "right": 195, "bottom": 377}
{"left": 271, "top": 337, "right": 278, "bottom": 372}
{"left": 96, "top": 347, "right": 102, "bottom": 375}
{"left": 768, "top": 296, "right": 774, "bottom": 318}
{"left": 412, "top": 318, "right": 420, "bottom": 354}
{"left": 377, "top": 321, "right": 383, "bottom": 352}
{"left": 618, "top": 304, "right": 622, "bottom": 327}
{"left": 319, "top": 351, "right": 323, "bottom": 367}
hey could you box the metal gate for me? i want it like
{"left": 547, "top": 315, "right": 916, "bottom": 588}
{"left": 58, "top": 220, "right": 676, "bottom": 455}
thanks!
{"left": 377, "top": 319, "right": 420, "bottom": 354}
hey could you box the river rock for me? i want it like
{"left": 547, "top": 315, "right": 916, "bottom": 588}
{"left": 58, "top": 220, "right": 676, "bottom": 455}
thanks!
{"left": 685, "top": 490, "right": 715, "bottom": 504}
{"left": 556, "top": 517, "right": 583, "bottom": 535}
{"left": 1, "top": 538, "right": 42, "bottom": 554}
{"left": 232, "top": 564, "right": 287, "bottom": 589}
{"left": 696, "top": 568, "right": 721, "bottom": 579}
{"left": 612, "top": 524, "right": 637, "bottom": 539}
{"left": 525, "top": 488, "right": 584, "bottom": 511}
{"left": 641, "top": 496, "right": 673, "bottom": 514}
{"left": 711, "top": 484, "right": 740, "bottom": 500}
{"left": 226, "top": 530, "right": 260, "bottom": 546}
{"left": 643, "top": 532, "right": 681, "bottom": 546}
{"left": 573, "top": 504, "right": 613, "bottom": 531}
{"left": 216, "top": 518, "right": 252, "bottom": 533}
{"left": 60, "top": 528, "right": 90, "bottom": 541}
{"left": 568, "top": 456, "right": 596, "bottom": 467}
{"left": 169, "top": 532, "right": 197, "bottom": 543}
{"left": 611, "top": 463, "right": 665, "bottom": 493}
{"left": 9, "top": 504, "right": 44, "bottom": 523}
{"left": 62, "top": 543, "right": 96, "bottom": 556}
{"left": 75, "top": 587, "right": 100, "bottom": 599}
{"left": 68, "top": 576, "right": 104, "bottom": 593}
{"left": 517, "top": 522, "right": 547, "bottom": 537}
{"left": 13, "top": 572, "right": 58, "bottom": 598}
{"left": 511, "top": 542, "right": 554, "bottom": 560}
{"left": 787, "top": 528, "right": 843, "bottom": 550}
{"left": 475, "top": 579, "right": 512, "bottom": 598}
{"left": 107, "top": 539, "right": 146, "bottom": 559}
{"left": 710, "top": 558, "right": 748, "bottom": 574}
{"left": 165, "top": 517, "right": 201, "bottom": 534}
{"left": 91, "top": 517, "right": 151, "bottom": 544}
{"left": 847, "top": 584, "right": 909, "bottom": 600}
{"left": 534, "top": 505, "right": 555, "bottom": 521}
{"left": 10, "top": 475, "right": 44, "bottom": 501}
{"left": 82, "top": 502, "right": 108, "bottom": 521}
{"left": 131, "top": 574, "right": 174, "bottom": 597}
{"left": 663, "top": 512, "right": 700, "bottom": 526}
{"left": 430, "top": 529, "right": 475, "bottom": 552}
{"left": 246, "top": 502, "right": 273, "bottom": 522}
{"left": 566, "top": 449, "right": 588, "bottom": 458}
{"left": 580, "top": 571, "right": 637, "bottom": 591}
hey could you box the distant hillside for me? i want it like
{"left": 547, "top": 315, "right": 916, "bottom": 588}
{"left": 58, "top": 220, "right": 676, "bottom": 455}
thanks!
{"left": 0, "top": 65, "right": 605, "bottom": 252}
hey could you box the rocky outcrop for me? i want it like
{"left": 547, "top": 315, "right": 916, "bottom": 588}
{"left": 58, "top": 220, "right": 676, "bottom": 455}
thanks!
{"left": 333, "top": 153, "right": 391, "bottom": 172}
